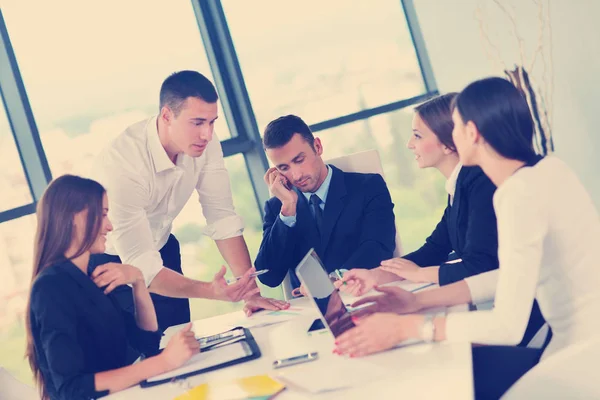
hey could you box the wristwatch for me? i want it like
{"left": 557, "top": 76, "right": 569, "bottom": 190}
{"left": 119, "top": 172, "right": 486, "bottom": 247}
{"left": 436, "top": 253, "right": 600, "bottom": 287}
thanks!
{"left": 420, "top": 315, "right": 435, "bottom": 343}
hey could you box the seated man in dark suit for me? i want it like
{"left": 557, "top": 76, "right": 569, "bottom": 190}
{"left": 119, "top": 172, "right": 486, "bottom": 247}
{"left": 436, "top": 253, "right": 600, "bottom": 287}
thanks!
{"left": 254, "top": 114, "right": 397, "bottom": 290}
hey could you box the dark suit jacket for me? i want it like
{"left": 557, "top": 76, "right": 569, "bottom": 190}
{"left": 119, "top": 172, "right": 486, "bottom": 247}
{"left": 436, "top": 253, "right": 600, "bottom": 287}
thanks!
{"left": 29, "top": 260, "right": 160, "bottom": 400}
{"left": 255, "top": 165, "right": 396, "bottom": 288}
{"left": 403, "top": 166, "right": 499, "bottom": 285}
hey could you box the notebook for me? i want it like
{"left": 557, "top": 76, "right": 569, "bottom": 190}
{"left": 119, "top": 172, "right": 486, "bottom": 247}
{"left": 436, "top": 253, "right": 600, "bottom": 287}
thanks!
{"left": 141, "top": 327, "right": 261, "bottom": 387}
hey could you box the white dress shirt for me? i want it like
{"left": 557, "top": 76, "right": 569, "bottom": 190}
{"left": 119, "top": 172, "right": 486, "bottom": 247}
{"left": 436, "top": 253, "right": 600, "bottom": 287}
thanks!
{"left": 445, "top": 162, "right": 462, "bottom": 205}
{"left": 446, "top": 156, "right": 600, "bottom": 358}
{"left": 90, "top": 116, "right": 244, "bottom": 286}
{"left": 279, "top": 165, "right": 333, "bottom": 227}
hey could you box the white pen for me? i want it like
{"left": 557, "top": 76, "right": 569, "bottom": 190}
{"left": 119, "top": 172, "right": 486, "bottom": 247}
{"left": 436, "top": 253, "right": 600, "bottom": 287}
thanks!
{"left": 225, "top": 269, "right": 269, "bottom": 284}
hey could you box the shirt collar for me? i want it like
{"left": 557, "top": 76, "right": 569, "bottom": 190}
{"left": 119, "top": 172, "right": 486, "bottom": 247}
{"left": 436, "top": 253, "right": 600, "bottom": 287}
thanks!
{"left": 445, "top": 163, "right": 462, "bottom": 198}
{"left": 302, "top": 165, "right": 333, "bottom": 204}
{"left": 147, "top": 116, "right": 177, "bottom": 173}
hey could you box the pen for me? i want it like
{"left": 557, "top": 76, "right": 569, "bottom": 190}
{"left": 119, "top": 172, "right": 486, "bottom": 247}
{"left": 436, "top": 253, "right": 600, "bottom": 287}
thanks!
{"left": 410, "top": 282, "right": 435, "bottom": 293}
{"left": 225, "top": 269, "right": 269, "bottom": 284}
{"left": 334, "top": 269, "right": 347, "bottom": 285}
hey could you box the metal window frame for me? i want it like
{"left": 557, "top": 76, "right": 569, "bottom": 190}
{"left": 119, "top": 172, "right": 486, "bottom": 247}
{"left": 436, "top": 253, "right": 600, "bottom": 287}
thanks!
{"left": 191, "top": 0, "right": 271, "bottom": 217}
{"left": 0, "top": 1, "right": 437, "bottom": 225}
{"left": 0, "top": 10, "right": 52, "bottom": 223}
{"left": 192, "top": 0, "right": 438, "bottom": 219}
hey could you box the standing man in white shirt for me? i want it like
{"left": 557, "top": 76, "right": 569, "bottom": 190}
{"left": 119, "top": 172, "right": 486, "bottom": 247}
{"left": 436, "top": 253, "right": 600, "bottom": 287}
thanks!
{"left": 89, "top": 70, "right": 288, "bottom": 330}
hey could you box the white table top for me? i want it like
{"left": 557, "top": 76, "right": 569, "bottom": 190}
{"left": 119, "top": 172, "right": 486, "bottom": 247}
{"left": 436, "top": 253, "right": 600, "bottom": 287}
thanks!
{"left": 106, "top": 283, "right": 474, "bottom": 400}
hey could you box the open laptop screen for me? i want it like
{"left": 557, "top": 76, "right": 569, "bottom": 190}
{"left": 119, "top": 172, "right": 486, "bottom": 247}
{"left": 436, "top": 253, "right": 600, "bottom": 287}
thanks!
{"left": 295, "top": 249, "right": 355, "bottom": 338}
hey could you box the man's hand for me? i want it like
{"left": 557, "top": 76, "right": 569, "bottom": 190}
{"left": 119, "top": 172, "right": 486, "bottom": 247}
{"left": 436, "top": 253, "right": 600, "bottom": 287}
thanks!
{"left": 210, "top": 266, "right": 260, "bottom": 302}
{"left": 92, "top": 262, "right": 145, "bottom": 294}
{"left": 264, "top": 167, "right": 298, "bottom": 216}
{"left": 350, "top": 286, "right": 422, "bottom": 315}
{"left": 379, "top": 258, "right": 424, "bottom": 282}
{"left": 243, "top": 295, "right": 290, "bottom": 316}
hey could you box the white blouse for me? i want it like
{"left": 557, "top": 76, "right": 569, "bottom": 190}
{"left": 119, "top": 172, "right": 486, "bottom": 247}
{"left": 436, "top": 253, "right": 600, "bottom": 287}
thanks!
{"left": 446, "top": 156, "right": 600, "bottom": 358}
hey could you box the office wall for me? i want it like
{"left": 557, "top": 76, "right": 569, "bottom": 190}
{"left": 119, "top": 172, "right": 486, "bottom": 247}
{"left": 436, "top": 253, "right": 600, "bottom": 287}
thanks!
{"left": 413, "top": 0, "right": 600, "bottom": 206}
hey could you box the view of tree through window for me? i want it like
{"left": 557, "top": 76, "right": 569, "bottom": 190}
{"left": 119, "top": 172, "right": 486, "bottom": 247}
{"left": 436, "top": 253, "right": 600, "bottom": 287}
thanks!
{"left": 223, "top": 0, "right": 425, "bottom": 128}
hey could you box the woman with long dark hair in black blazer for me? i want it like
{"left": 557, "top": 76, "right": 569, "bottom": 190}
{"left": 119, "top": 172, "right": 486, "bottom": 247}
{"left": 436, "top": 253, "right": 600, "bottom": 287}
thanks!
{"left": 334, "top": 77, "right": 600, "bottom": 399}
{"left": 25, "top": 175, "right": 200, "bottom": 400}
{"left": 341, "top": 93, "right": 499, "bottom": 293}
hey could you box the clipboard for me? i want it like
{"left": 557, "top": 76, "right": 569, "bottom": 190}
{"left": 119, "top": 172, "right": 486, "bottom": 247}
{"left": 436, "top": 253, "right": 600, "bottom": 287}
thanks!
{"left": 141, "top": 327, "right": 261, "bottom": 388}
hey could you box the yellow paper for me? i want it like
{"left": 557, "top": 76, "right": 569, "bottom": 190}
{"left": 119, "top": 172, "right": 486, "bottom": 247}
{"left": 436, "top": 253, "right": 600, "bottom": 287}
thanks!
{"left": 174, "top": 374, "right": 285, "bottom": 400}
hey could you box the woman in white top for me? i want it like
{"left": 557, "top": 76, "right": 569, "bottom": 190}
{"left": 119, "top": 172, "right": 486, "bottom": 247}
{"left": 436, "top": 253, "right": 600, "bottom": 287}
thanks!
{"left": 334, "top": 77, "right": 600, "bottom": 399}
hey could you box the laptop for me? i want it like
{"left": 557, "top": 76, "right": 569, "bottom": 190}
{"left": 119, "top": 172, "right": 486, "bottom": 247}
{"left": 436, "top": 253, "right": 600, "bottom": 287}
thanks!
{"left": 295, "top": 249, "right": 373, "bottom": 338}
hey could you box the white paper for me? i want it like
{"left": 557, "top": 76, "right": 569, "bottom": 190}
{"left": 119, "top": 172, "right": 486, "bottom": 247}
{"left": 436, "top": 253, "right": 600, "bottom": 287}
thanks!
{"left": 230, "top": 307, "right": 316, "bottom": 329}
{"left": 275, "top": 356, "right": 390, "bottom": 393}
{"left": 147, "top": 342, "right": 250, "bottom": 383}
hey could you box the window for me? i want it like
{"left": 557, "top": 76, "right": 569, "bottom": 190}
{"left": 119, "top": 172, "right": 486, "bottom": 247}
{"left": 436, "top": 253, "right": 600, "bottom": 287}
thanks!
{"left": 0, "top": 213, "right": 36, "bottom": 384}
{"left": 0, "top": 0, "right": 242, "bottom": 385}
{"left": 0, "top": 0, "right": 436, "bottom": 387}
{"left": 317, "top": 107, "right": 447, "bottom": 253}
{"left": 222, "top": 0, "right": 425, "bottom": 128}
{"left": 2, "top": 0, "right": 232, "bottom": 179}
{"left": 0, "top": 103, "right": 32, "bottom": 212}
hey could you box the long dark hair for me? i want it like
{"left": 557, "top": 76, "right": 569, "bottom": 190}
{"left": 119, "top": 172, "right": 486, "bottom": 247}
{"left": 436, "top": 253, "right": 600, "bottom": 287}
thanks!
{"left": 453, "top": 77, "right": 537, "bottom": 162}
{"left": 25, "top": 175, "right": 106, "bottom": 400}
{"left": 414, "top": 93, "right": 459, "bottom": 152}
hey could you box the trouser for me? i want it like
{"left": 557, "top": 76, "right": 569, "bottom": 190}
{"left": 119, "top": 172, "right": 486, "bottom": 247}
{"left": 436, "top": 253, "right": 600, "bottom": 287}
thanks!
{"left": 88, "top": 234, "right": 191, "bottom": 332}
{"left": 472, "top": 345, "right": 543, "bottom": 399}
{"left": 517, "top": 300, "right": 546, "bottom": 347}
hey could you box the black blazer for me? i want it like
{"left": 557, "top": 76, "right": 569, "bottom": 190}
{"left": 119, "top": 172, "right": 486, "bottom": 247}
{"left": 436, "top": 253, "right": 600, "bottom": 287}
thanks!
{"left": 403, "top": 166, "right": 499, "bottom": 285}
{"left": 29, "top": 261, "right": 160, "bottom": 400}
{"left": 255, "top": 165, "right": 396, "bottom": 288}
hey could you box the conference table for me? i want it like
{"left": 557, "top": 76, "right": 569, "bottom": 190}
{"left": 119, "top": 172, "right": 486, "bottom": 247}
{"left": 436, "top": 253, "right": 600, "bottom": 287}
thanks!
{"left": 105, "top": 282, "right": 474, "bottom": 399}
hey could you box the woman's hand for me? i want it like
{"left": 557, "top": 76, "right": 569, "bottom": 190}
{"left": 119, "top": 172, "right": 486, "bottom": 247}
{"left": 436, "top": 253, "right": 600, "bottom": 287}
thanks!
{"left": 334, "top": 313, "right": 423, "bottom": 357}
{"left": 291, "top": 284, "right": 309, "bottom": 298}
{"left": 350, "top": 286, "right": 422, "bottom": 314}
{"left": 380, "top": 258, "right": 425, "bottom": 282}
{"left": 92, "top": 262, "right": 145, "bottom": 294}
{"left": 160, "top": 323, "right": 200, "bottom": 370}
{"left": 336, "top": 269, "right": 378, "bottom": 296}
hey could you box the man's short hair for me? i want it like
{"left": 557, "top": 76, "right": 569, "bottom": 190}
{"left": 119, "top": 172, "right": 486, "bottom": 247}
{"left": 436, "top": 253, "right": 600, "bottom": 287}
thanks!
{"left": 263, "top": 115, "right": 315, "bottom": 149}
{"left": 159, "top": 71, "right": 218, "bottom": 116}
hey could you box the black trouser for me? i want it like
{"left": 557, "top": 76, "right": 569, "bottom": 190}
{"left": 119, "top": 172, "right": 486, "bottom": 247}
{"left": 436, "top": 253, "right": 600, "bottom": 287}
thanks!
{"left": 517, "top": 300, "right": 546, "bottom": 347}
{"left": 472, "top": 345, "right": 543, "bottom": 399}
{"left": 88, "top": 234, "right": 191, "bottom": 332}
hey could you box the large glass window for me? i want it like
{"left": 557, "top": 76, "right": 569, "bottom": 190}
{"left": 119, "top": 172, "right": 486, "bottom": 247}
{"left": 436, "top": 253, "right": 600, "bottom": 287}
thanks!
{"left": 0, "top": 214, "right": 37, "bottom": 384}
{"left": 0, "top": 104, "right": 32, "bottom": 211}
{"left": 0, "top": 0, "right": 258, "bottom": 385}
{"left": 2, "top": 0, "right": 232, "bottom": 179}
{"left": 222, "top": 0, "right": 425, "bottom": 128}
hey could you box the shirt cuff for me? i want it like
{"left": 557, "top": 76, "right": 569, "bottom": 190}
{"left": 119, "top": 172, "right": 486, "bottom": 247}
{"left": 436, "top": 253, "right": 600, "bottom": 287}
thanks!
{"left": 465, "top": 269, "right": 499, "bottom": 305}
{"left": 279, "top": 212, "right": 297, "bottom": 227}
{"left": 128, "top": 251, "right": 164, "bottom": 287}
{"left": 204, "top": 215, "right": 245, "bottom": 240}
